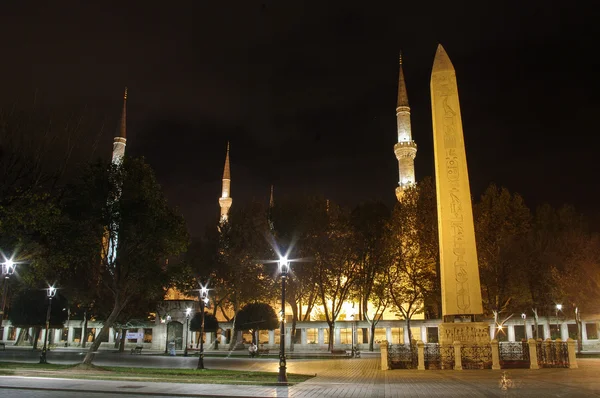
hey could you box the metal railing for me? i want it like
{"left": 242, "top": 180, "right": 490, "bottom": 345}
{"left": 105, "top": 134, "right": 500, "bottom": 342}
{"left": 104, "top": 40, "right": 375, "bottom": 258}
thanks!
{"left": 460, "top": 344, "right": 492, "bottom": 369}
{"left": 387, "top": 343, "right": 418, "bottom": 369}
{"left": 424, "top": 343, "right": 454, "bottom": 370}
{"left": 499, "top": 341, "right": 530, "bottom": 368}
{"left": 537, "top": 340, "right": 569, "bottom": 368}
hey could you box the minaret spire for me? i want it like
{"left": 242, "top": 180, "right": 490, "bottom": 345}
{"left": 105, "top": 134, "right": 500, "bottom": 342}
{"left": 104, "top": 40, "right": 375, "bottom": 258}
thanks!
{"left": 393, "top": 52, "right": 417, "bottom": 201}
{"left": 112, "top": 87, "right": 127, "bottom": 164}
{"left": 219, "top": 142, "right": 232, "bottom": 223}
{"left": 397, "top": 53, "right": 409, "bottom": 108}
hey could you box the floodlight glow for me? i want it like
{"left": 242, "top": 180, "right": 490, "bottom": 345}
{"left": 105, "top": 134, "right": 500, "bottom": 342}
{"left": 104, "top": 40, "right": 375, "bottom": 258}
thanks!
{"left": 278, "top": 256, "right": 290, "bottom": 275}
{"left": 2, "top": 256, "right": 17, "bottom": 277}
{"left": 556, "top": 304, "right": 562, "bottom": 311}
{"left": 185, "top": 307, "right": 192, "bottom": 316}
{"left": 47, "top": 286, "right": 57, "bottom": 298}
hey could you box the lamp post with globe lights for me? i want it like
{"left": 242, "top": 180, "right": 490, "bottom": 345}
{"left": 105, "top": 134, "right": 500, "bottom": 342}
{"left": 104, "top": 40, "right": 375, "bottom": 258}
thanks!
{"left": 184, "top": 307, "right": 192, "bottom": 357}
{"left": 39, "top": 286, "right": 57, "bottom": 364}
{"left": 1, "top": 256, "right": 17, "bottom": 331}
{"left": 555, "top": 304, "right": 563, "bottom": 339}
{"left": 350, "top": 308, "right": 357, "bottom": 358}
{"left": 197, "top": 285, "right": 209, "bottom": 370}
{"left": 521, "top": 313, "right": 527, "bottom": 340}
{"left": 277, "top": 256, "right": 289, "bottom": 383}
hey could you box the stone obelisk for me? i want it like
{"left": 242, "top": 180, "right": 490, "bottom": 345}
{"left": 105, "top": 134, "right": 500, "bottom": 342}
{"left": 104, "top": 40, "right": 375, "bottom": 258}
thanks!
{"left": 431, "top": 44, "right": 486, "bottom": 344}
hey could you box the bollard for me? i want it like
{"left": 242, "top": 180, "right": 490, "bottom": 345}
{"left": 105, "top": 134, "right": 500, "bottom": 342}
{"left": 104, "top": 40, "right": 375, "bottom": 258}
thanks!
{"left": 417, "top": 340, "right": 425, "bottom": 370}
{"left": 528, "top": 339, "right": 539, "bottom": 370}
{"left": 453, "top": 341, "right": 462, "bottom": 371}
{"left": 491, "top": 339, "right": 501, "bottom": 370}
{"left": 380, "top": 340, "right": 389, "bottom": 370}
{"left": 567, "top": 338, "right": 578, "bottom": 369}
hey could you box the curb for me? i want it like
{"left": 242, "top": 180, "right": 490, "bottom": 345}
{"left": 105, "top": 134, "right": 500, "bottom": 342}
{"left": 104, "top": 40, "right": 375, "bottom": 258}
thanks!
{"left": 0, "top": 384, "right": 274, "bottom": 397}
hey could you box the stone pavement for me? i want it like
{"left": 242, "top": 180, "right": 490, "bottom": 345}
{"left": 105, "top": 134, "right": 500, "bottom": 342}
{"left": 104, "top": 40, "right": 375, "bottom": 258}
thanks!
{"left": 1, "top": 356, "right": 600, "bottom": 397}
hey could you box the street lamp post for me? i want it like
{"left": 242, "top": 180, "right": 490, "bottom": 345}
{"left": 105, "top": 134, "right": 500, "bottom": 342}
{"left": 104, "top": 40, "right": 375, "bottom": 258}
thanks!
{"left": 521, "top": 313, "right": 527, "bottom": 340}
{"left": 184, "top": 308, "right": 191, "bottom": 357}
{"left": 278, "top": 256, "right": 289, "bottom": 383}
{"left": 1, "top": 257, "right": 17, "bottom": 331}
{"left": 40, "top": 286, "right": 57, "bottom": 364}
{"left": 197, "top": 286, "right": 209, "bottom": 370}
{"left": 555, "top": 304, "right": 562, "bottom": 340}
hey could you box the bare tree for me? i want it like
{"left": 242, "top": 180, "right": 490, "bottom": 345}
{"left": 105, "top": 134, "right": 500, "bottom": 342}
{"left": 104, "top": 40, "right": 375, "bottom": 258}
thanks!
{"left": 474, "top": 184, "right": 531, "bottom": 335}
{"left": 350, "top": 201, "right": 390, "bottom": 351}
{"left": 385, "top": 182, "right": 437, "bottom": 345}
{"left": 313, "top": 202, "right": 357, "bottom": 351}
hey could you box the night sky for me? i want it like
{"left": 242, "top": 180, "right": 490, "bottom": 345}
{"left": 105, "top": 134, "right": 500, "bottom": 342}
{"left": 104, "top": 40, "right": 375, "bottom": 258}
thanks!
{"left": 1, "top": 1, "right": 599, "bottom": 237}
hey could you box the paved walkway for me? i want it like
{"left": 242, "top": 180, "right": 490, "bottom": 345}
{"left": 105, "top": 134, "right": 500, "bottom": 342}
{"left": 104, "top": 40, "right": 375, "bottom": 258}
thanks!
{"left": 1, "top": 356, "right": 600, "bottom": 397}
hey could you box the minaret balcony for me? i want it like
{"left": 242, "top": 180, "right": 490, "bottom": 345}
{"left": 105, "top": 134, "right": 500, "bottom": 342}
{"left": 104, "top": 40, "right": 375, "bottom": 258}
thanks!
{"left": 395, "top": 106, "right": 411, "bottom": 114}
{"left": 394, "top": 142, "right": 417, "bottom": 159}
{"left": 219, "top": 197, "right": 232, "bottom": 208}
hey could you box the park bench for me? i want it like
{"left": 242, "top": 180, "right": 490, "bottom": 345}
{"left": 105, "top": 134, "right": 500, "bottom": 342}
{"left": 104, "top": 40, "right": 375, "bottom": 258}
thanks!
{"left": 130, "top": 345, "right": 143, "bottom": 355}
{"left": 0, "top": 342, "right": 5, "bottom": 350}
{"left": 344, "top": 348, "right": 361, "bottom": 358}
{"left": 258, "top": 348, "right": 269, "bottom": 355}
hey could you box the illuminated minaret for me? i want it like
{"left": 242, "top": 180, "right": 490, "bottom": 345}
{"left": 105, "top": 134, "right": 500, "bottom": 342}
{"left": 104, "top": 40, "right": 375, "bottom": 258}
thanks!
{"left": 394, "top": 53, "right": 417, "bottom": 201}
{"left": 112, "top": 87, "right": 127, "bottom": 164}
{"left": 106, "top": 87, "right": 127, "bottom": 266}
{"left": 268, "top": 184, "right": 274, "bottom": 232}
{"left": 219, "top": 142, "right": 232, "bottom": 223}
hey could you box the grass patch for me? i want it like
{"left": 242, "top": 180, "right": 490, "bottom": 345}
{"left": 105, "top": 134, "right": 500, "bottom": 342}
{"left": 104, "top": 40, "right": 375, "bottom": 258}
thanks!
{"left": 577, "top": 353, "right": 600, "bottom": 358}
{"left": 0, "top": 362, "right": 73, "bottom": 370}
{"left": 0, "top": 362, "right": 313, "bottom": 385}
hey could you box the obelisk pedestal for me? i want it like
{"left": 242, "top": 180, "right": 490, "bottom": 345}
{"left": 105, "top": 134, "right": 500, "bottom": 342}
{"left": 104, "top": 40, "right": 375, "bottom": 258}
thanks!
{"left": 430, "top": 44, "right": 487, "bottom": 346}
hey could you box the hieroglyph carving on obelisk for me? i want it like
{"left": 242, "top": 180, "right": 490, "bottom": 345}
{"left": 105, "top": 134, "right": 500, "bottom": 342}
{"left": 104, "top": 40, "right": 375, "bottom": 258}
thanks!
{"left": 430, "top": 45, "right": 483, "bottom": 316}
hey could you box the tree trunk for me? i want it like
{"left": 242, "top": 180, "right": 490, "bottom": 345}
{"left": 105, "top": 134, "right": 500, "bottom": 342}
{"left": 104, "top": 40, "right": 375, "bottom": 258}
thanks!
{"left": 32, "top": 327, "right": 41, "bottom": 350}
{"left": 328, "top": 322, "right": 334, "bottom": 352}
{"left": 82, "top": 311, "right": 88, "bottom": 348}
{"left": 228, "top": 301, "right": 239, "bottom": 350}
{"left": 290, "top": 303, "right": 298, "bottom": 352}
{"left": 82, "top": 298, "right": 124, "bottom": 365}
{"left": 405, "top": 317, "right": 412, "bottom": 347}
{"left": 113, "top": 329, "right": 120, "bottom": 349}
{"left": 491, "top": 310, "right": 499, "bottom": 340}
{"left": 532, "top": 308, "right": 539, "bottom": 340}
{"left": 15, "top": 329, "right": 27, "bottom": 346}
{"left": 575, "top": 307, "right": 583, "bottom": 353}
{"left": 369, "top": 321, "right": 375, "bottom": 352}
{"left": 228, "top": 315, "right": 238, "bottom": 350}
{"left": 119, "top": 329, "right": 126, "bottom": 352}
